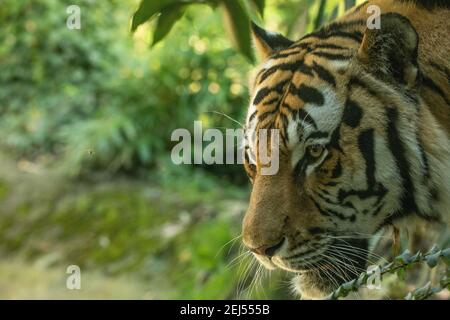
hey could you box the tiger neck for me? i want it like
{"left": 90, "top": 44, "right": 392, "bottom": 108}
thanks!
{"left": 340, "top": 0, "right": 450, "bottom": 135}
{"left": 326, "top": 1, "right": 450, "bottom": 225}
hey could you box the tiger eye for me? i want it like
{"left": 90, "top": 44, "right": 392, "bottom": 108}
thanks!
{"left": 307, "top": 145, "right": 324, "bottom": 158}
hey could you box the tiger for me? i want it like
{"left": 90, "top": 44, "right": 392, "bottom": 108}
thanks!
{"left": 241, "top": 0, "right": 450, "bottom": 299}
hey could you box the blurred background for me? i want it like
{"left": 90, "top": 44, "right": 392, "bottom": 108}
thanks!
{"left": 0, "top": 0, "right": 448, "bottom": 299}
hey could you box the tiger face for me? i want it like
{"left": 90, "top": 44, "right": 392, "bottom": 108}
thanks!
{"left": 242, "top": 10, "right": 450, "bottom": 299}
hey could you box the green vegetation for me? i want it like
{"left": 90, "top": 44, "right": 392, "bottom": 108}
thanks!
{"left": 327, "top": 247, "right": 450, "bottom": 300}
{"left": 0, "top": 0, "right": 448, "bottom": 299}
{"left": 131, "top": 0, "right": 358, "bottom": 62}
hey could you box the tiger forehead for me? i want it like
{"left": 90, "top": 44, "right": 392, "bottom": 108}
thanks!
{"left": 251, "top": 53, "right": 311, "bottom": 125}
{"left": 251, "top": 45, "right": 344, "bottom": 115}
{"left": 250, "top": 53, "right": 334, "bottom": 130}
{"left": 254, "top": 45, "right": 309, "bottom": 87}
{"left": 253, "top": 38, "right": 350, "bottom": 86}
{"left": 245, "top": 35, "right": 355, "bottom": 157}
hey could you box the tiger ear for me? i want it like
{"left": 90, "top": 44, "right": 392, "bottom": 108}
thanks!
{"left": 357, "top": 13, "right": 419, "bottom": 87}
{"left": 251, "top": 22, "right": 294, "bottom": 60}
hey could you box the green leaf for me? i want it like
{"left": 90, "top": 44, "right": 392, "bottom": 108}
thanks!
{"left": 314, "top": 0, "right": 327, "bottom": 29}
{"left": 426, "top": 244, "right": 439, "bottom": 255}
{"left": 250, "top": 0, "right": 265, "bottom": 16}
{"left": 333, "top": 287, "right": 342, "bottom": 298}
{"left": 443, "top": 248, "right": 450, "bottom": 258}
{"left": 442, "top": 248, "right": 450, "bottom": 265}
{"left": 152, "top": 4, "right": 186, "bottom": 46}
{"left": 397, "top": 268, "right": 406, "bottom": 281}
{"left": 344, "top": 0, "right": 356, "bottom": 10}
{"left": 414, "top": 282, "right": 431, "bottom": 298}
{"left": 240, "top": 0, "right": 264, "bottom": 24}
{"left": 342, "top": 279, "right": 356, "bottom": 291}
{"left": 440, "top": 276, "right": 450, "bottom": 288}
{"left": 356, "top": 272, "right": 367, "bottom": 286}
{"left": 131, "top": 0, "right": 180, "bottom": 32}
{"left": 409, "top": 251, "right": 422, "bottom": 263}
{"left": 405, "top": 292, "right": 413, "bottom": 300}
{"left": 395, "top": 249, "right": 411, "bottom": 264}
{"left": 425, "top": 252, "right": 440, "bottom": 268}
{"left": 220, "top": 0, "right": 254, "bottom": 63}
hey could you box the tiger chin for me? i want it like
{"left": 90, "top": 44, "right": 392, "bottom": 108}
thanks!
{"left": 241, "top": 0, "right": 450, "bottom": 299}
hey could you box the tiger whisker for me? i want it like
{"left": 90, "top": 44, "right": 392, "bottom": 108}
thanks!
{"left": 314, "top": 259, "right": 342, "bottom": 292}
{"left": 324, "top": 236, "right": 387, "bottom": 262}
{"left": 326, "top": 250, "right": 367, "bottom": 276}
{"left": 203, "top": 110, "right": 244, "bottom": 128}
{"left": 216, "top": 234, "right": 242, "bottom": 259}
{"left": 327, "top": 244, "right": 382, "bottom": 266}
{"left": 225, "top": 250, "right": 251, "bottom": 270}
{"left": 325, "top": 250, "right": 365, "bottom": 274}
{"left": 329, "top": 242, "right": 387, "bottom": 263}
{"left": 236, "top": 255, "right": 257, "bottom": 299}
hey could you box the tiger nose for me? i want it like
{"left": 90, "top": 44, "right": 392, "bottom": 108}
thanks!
{"left": 249, "top": 238, "right": 285, "bottom": 257}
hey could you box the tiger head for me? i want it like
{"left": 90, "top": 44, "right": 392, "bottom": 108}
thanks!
{"left": 242, "top": 13, "right": 447, "bottom": 299}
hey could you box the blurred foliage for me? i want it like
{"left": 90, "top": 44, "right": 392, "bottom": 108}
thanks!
{"left": 0, "top": 0, "right": 447, "bottom": 300}
{"left": 0, "top": 0, "right": 365, "bottom": 178}
{"left": 132, "top": 0, "right": 262, "bottom": 62}
{"left": 131, "top": 0, "right": 362, "bottom": 61}
{"left": 0, "top": 0, "right": 249, "bottom": 180}
{"left": 0, "top": 0, "right": 263, "bottom": 299}
{"left": 0, "top": 153, "right": 289, "bottom": 299}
